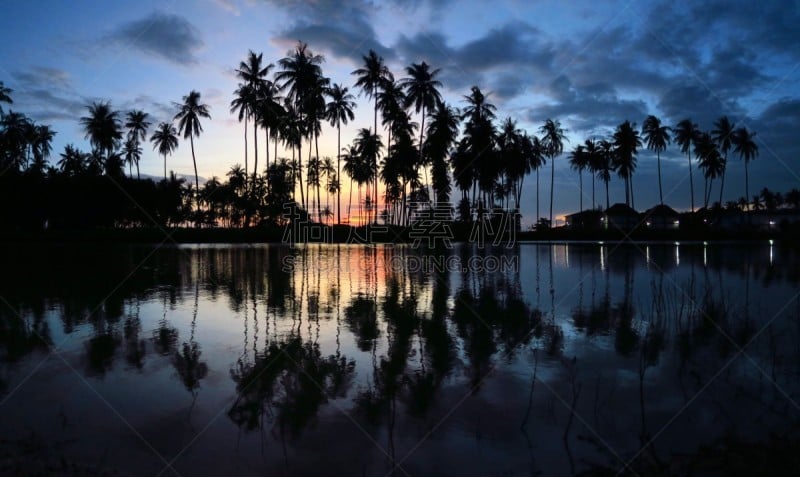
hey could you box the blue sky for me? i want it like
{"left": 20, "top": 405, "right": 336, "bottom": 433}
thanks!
{"left": 1, "top": 0, "right": 799, "bottom": 225}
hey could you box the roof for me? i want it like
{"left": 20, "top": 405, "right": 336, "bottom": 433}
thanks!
{"left": 644, "top": 204, "right": 679, "bottom": 217}
{"left": 605, "top": 203, "right": 639, "bottom": 216}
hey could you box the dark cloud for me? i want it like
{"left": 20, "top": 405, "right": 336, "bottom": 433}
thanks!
{"left": 529, "top": 76, "right": 648, "bottom": 134}
{"left": 9, "top": 67, "right": 87, "bottom": 123}
{"left": 105, "top": 12, "right": 203, "bottom": 65}
{"left": 656, "top": 83, "right": 744, "bottom": 130}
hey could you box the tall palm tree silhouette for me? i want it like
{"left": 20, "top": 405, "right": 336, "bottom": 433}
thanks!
{"left": 124, "top": 110, "right": 150, "bottom": 179}
{"left": 325, "top": 83, "right": 356, "bottom": 224}
{"left": 612, "top": 120, "right": 641, "bottom": 209}
{"left": 711, "top": 116, "right": 735, "bottom": 205}
{"left": 674, "top": 119, "right": 700, "bottom": 212}
{"left": 642, "top": 115, "right": 670, "bottom": 205}
{"left": 353, "top": 50, "right": 392, "bottom": 222}
{"left": 539, "top": 118, "right": 566, "bottom": 226}
{"left": 596, "top": 140, "right": 615, "bottom": 210}
{"left": 695, "top": 132, "right": 725, "bottom": 208}
{"left": 235, "top": 51, "right": 272, "bottom": 185}
{"left": 80, "top": 101, "right": 122, "bottom": 161}
{"left": 230, "top": 83, "right": 256, "bottom": 187}
{"left": 583, "top": 138, "right": 600, "bottom": 209}
{"left": 123, "top": 137, "right": 141, "bottom": 178}
{"left": 276, "top": 42, "right": 325, "bottom": 211}
{"left": 732, "top": 127, "right": 758, "bottom": 210}
{"left": 425, "top": 100, "right": 460, "bottom": 207}
{"left": 150, "top": 122, "right": 179, "bottom": 180}
{"left": 568, "top": 144, "right": 587, "bottom": 214}
{"left": 400, "top": 61, "right": 443, "bottom": 208}
{"left": 174, "top": 90, "right": 211, "bottom": 212}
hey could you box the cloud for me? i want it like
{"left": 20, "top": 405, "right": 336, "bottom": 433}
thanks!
{"left": 105, "top": 12, "right": 203, "bottom": 65}
{"left": 9, "top": 67, "right": 88, "bottom": 123}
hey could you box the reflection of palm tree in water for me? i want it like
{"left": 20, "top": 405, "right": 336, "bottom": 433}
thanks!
{"left": 173, "top": 281, "right": 208, "bottom": 419}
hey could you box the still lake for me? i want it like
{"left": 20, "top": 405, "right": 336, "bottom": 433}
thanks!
{"left": 0, "top": 242, "right": 798, "bottom": 475}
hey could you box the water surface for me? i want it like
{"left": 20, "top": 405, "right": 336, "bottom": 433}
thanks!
{"left": 1, "top": 242, "right": 798, "bottom": 475}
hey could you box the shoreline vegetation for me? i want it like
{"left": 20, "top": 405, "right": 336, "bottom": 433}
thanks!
{"left": 2, "top": 43, "right": 797, "bottom": 242}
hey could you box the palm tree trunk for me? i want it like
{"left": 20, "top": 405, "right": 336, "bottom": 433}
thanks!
{"left": 190, "top": 134, "right": 199, "bottom": 215}
{"left": 419, "top": 106, "right": 428, "bottom": 206}
{"left": 348, "top": 178, "right": 353, "bottom": 224}
{"left": 163, "top": 152, "right": 167, "bottom": 180}
{"left": 549, "top": 156, "right": 555, "bottom": 226}
{"left": 315, "top": 132, "right": 322, "bottom": 223}
{"left": 719, "top": 161, "right": 726, "bottom": 206}
{"left": 373, "top": 98, "right": 378, "bottom": 224}
{"left": 243, "top": 117, "right": 248, "bottom": 188}
{"left": 136, "top": 159, "right": 140, "bottom": 179}
{"left": 688, "top": 152, "right": 695, "bottom": 212}
{"left": 591, "top": 175, "right": 595, "bottom": 209}
{"left": 298, "top": 139, "right": 305, "bottom": 209}
{"left": 624, "top": 176, "right": 630, "bottom": 207}
{"left": 579, "top": 169, "right": 583, "bottom": 215}
{"left": 657, "top": 151, "right": 663, "bottom": 205}
{"left": 253, "top": 119, "right": 258, "bottom": 192}
{"left": 630, "top": 174, "right": 635, "bottom": 210}
{"left": 536, "top": 168, "right": 540, "bottom": 223}
{"left": 605, "top": 178, "right": 610, "bottom": 210}
{"left": 337, "top": 126, "right": 341, "bottom": 225}
{"left": 745, "top": 160, "right": 750, "bottom": 211}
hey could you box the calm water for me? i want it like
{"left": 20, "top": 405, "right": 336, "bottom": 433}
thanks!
{"left": 1, "top": 242, "right": 799, "bottom": 475}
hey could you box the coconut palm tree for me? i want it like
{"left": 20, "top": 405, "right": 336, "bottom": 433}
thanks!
{"left": 400, "top": 61, "right": 443, "bottom": 203}
{"left": 124, "top": 110, "right": 150, "bottom": 179}
{"left": 568, "top": 144, "right": 588, "bottom": 214}
{"left": 276, "top": 42, "right": 325, "bottom": 210}
{"left": 612, "top": 120, "right": 641, "bottom": 209}
{"left": 539, "top": 119, "right": 567, "bottom": 226}
{"left": 174, "top": 90, "right": 211, "bottom": 211}
{"left": 352, "top": 50, "right": 392, "bottom": 220}
{"left": 425, "top": 100, "right": 460, "bottom": 206}
{"left": 325, "top": 83, "right": 355, "bottom": 224}
{"left": 32, "top": 124, "right": 55, "bottom": 166}
{"left": 236, "top": 51, "right": 272, "bottom": 183}
{"left": 230, "top": 83, "right": 256, "bottom": 185}
{"left": 695, "top": 132, "right": 725, "bottom": 208}
{"left": 732, "top": 127, "right": 758, "bottom": 210}
{"left": 0, "top": 81, "right": 11, "bottom": 116}
{"left": 642, "top": 115, "right": 670, "bottom": 205}
{"left": 674, "top": 119, "right": 700, "bottom": 212}
{"left": 527, "top": 134, "right": 546, "bottom": 222}
{"left": 150, "top": 122, "right": 179, "bottom": 180}
{"left": 596, "top": 139, "right": 615, "bottom": 210}
{"left": 354, "top": 128, "right": 382, "bottom": 219}
{"left": 583, "top": 138, "right": 600, "bottom": 209}
{"left": 123, "top": 137, "right": 142, "bottom": 178}
{"left": 80, "top": 101, "right": 122, "bottom": 160}
{"left": 711, "top": 116, "right": 735, "bottom": 205}
{"left": 58, "top": 144, "right": 87, "bottom": 176}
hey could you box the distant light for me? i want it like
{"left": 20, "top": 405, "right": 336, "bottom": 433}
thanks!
{"left": 769, "top": 239, "right": 774, "bottom": 245}
{"left": 703, "top": 219, "right": 707, "bottom": 223}
{"left": 703, "top": 241, "right": 708, "bottom": 246}
{"left": 598, "top": 241, "right": 604, "bottom": 245}
{"left": 769, "top": 220, "right": 776, "bottom": 226}
{"left": 646, "top": 221, "right": 652, "bottom": 226}
{"left": 674, "top": 241, "right": 680, "bottom": 246}
{"left": 673, "top": 220, "right": 680, "bottom": 225}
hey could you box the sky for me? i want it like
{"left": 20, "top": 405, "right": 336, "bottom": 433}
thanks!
{"left": 1, "top": 0, "right": 799, "bottom": 226}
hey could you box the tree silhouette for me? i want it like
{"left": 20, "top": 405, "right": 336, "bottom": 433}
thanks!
{"left": 732, "top": 126, "right": 758, "bottom": 210}
{"left": 540, "top": 119, "right": 566, "bottom": 225}
{"left": 325, "top": 83, "right": 355, "bottom": 224}
{"left": 642, "top": 115, "right": 670, "bottom": 205}
{"left": 674, "top": 119, "right": 700, "bottom": 212}
{"left": 174, "top": 90, "right": 211, "bottom": 213}
{"left": 0, "top": 81, "right": 12, "bottom": 116}
{"left": 124, "top": 110, "right": 150, "bottom": 179}
{"left": 80, "top": 101, "right": 122, "bottom": 161}
{"left": 150, "top": 122, "right": 179, "bottom": 180}
{"left": 711, "top": 116, "right": 735, "bottom": 205}
{"left": 612, "top": 120, "right": 641, "bottom": 209}
{"left": 568, "top": 144, "right": 588, "bottom": 214}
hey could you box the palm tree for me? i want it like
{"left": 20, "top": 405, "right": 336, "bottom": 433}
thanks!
{"left": 236, "top": 50, "right": 272, "bottom": 184}
{"left": 596, "top": 139, "right": 615, "bottom": 210}
{"left": 276, "top": 42, "right": 325, "bottom": 210}
{"left": 674, "top": 119, "right": 700, "bottom": 212}
{"left": 400, "top": 61, "right": 443, "bottom": 204}
{"left": 0, "top": 81, "right": 12, "bottom": 116}
{"left": 230, "top": 83, "right": 256, "bottom": 185}
{"left": 174, "top": 90, "right": 211, "bottom": 211}
{"left": 124, "top": 110, "right": 150, "bottom": 179}
{"left": 150, "top": 122, "right": 179, "bottom": 180}
{"left": 352, "top": 50, "right": 392, "bottom": 220}
{"left": 325, "top": 84, "right": 356, "bottom": 224}
{"left": 425, "top": 100, "right": 460, "bottom": 206}
{"left": 612, "top": 120, "right": 642, "bottom": 209}
{"left": 32, "top": 124, "right": 55, "bottom": 165}
{"left": 80, "top": 101, "right": 122, "bottom": 160}
{"left": 528, "top": 135, "right": 546, "bottom": 221}
{"left": 695, "top": 132, "right": 724, "bottom": 208}
{"left": 568, "top": 144, "right": 588, "bottom": 214}
{"left": 642, "top": 115, "right": 670, "bottom": 205}
{"left": 711, "top": 116, "right": 735, "bottom": 205}
{"left": 58, "top": 144, "right": 87, "bottom": 176}
{"left": 539, "top": 119, "right": 567, "bottom": 226}
{"left": 354, "top": 128, "right": 383, "bottom": 219}
{"left": 583, "top": 139, "right": 600, "bottom": 209}
{"left": 732, "top": 127, "right": 758, "bottom": 210}
{"left": 123, "top": 137, "right": 142, "bottom": 178}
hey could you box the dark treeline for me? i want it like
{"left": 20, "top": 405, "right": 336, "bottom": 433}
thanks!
{"left": 0, "top": 43, "right": 789, "bottom": 232}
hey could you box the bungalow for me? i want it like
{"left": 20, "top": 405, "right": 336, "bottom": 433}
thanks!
{"left": 604, "top": 203, "right": 640, "bottom": 230}
{"left": 643, "top": 204, "right": 680, "bottom": 230}
{"left": 564, "top": 209, "right": 604, "bottom": 229}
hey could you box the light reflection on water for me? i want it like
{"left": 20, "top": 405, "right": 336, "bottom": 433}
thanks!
{"left": 0, "top": 242, "right": 798, "bottom": 475}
